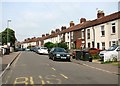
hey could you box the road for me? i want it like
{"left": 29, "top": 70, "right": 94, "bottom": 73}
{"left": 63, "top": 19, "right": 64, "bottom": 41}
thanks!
{"left": 2, "top": 51, "right": 118, "bottom": 85}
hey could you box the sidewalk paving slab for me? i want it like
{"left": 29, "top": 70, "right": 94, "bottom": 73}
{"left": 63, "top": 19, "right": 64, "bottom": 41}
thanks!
{"left": 0, "top": 51, "right": 20, "bottom": 77}
{"left": 71, "top": 58, "right": 119, "bottom": 75}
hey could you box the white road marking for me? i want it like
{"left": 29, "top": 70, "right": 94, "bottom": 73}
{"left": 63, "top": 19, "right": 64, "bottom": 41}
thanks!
{"left": 60, "top": 74, "right": 68, "bottom": 79}
{"left": 39, "top": 76, "right": 45, "bottom": 85}
{"left": 51, "top": 67, "right": 56, "bottom": 71}
{"left": 82, "top": 64, "right": 118, "bottom": 74}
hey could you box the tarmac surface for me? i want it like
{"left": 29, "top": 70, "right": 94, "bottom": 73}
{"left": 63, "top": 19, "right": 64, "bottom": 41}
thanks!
{"left": 0, "top": 51, "right": 119, "bottom": 77}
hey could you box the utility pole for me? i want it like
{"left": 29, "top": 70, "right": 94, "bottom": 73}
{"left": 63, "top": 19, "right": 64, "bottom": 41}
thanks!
{"left": 7, "top": 20, "right": 11, "bottom": 46}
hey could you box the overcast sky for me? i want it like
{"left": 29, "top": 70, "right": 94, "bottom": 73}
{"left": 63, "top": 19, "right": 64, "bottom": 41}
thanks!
{"left": 1, "top": 0, "right": 119, "bottom": 41}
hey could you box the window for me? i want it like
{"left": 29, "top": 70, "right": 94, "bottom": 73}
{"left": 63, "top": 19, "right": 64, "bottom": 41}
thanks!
{"left": 87, "top": 29, "right": 90, "bottom": 39}
{"left": 92, "top": 41, "right": 94, "bottom": 48}
{"left": 67, "top": 33, "right": 69, "bottom": 39}
{"left": 88, "top": 42, "right": 90, "bottom": 48}
{"left": 81, "top": 31, "right": 84, "bottom": 39}
{"left": 97, "top": 43, "right": 100, "bottom": 49}
{"left": 71, "top": 32, "right": 73, "bottom": 40}
{"left": 111, "top": 23, "right": 116, "bottom": 34}
{"left": 102, "top": 42, "right": 105, "bottom": 50}
{"left": 112, "top": 41, "right": 116, "bottom": 46}
{"left": 109, "top": 41, "right": 111, "bottom": 47}
{"left": 101, "top": 25, "right": 105, "bottom": 36}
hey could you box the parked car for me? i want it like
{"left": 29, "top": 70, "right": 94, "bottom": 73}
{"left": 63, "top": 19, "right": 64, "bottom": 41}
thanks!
{"left": 33, "top": 46, "right": 39, "bottom": 52}
{"left": 37, "top": 47, "right": 48, "bottom": 54}
{"left": 25, "top": 48, "right": 30, "bottom": 51}
{"left": 99, "top": 45, "right": 120, "bottom": 62}
{"left": 49, "top": 47, "right": 71, "bottom": 61}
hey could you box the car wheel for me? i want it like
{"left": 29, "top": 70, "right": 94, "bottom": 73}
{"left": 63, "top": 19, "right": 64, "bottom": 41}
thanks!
{"left": 53, "top": 57, "right": 56, "bottom": 61}
{"left": 68, "top": 59, "right": 71, "bottom": 62}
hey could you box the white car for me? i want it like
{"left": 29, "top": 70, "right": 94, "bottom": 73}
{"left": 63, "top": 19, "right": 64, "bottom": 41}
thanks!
{"left": 99, "top": 45, "right": 120, "bottom": 62}
{"left": 37, "top": 47, "right": 48, "bottom": 54}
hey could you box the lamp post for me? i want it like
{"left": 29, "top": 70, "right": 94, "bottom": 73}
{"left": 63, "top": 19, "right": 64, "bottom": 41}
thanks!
{"left": 7, "top": 20, "right": 11, "bottom": 46}
{"left": 7, "top": 20, "right": 11, "bottom": 28}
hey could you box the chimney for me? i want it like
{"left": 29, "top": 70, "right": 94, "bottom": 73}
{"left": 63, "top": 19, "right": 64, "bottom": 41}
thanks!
{"left": 70, "top": 21, "right": 75, "bottom": 27}
{"left": 80, "top": 18, "right": 86, "bottom": 23}
{"left": 51, "top": 30, "right": 55, "bottom": 34}
{"left": 61, "top": 26, "right": 66, "bottom": 31}
{"left": 46, "top": 33, "right": 49, "bottom": 36}
{"left": 27, "top": 38, "right": 30, "bottom": 40}
{"left": 24, "top": 39, "right": 27, "bottom": 41}
{"left": 32, "top": 37, "right": 36, "bottom": 39}
{"left": 56, "top": 29, "right": 60, "bottom": 32}
{"left": 42, "top": 34, "right": 45, "bottom": 37}
{"left": 97, "top": 10, "right": 105, "bottom": 18}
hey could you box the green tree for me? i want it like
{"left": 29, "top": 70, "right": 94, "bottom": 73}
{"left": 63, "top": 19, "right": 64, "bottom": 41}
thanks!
{"left": 1, "top": 28, "right": 16, "bottom": 46}
{"left": 44, "top": 42, "right": 55, "bottom": 49}
{"left": 55, "top": 42, "right": 68, "bottom": 50}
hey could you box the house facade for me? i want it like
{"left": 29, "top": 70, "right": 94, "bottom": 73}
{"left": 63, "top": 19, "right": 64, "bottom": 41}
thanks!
{"left": 21, "top": 10, "right": 120, "bottom": 51}
{"left": 85, "top": 11, "right": 120, "bottom": 50}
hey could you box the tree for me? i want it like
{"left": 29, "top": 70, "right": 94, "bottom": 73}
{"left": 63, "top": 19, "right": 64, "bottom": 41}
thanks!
{"left": 55, "top": 42, "right": 68, "bottom": 50}
{"left": 44, "top": 42, "right": 55, "bottom": 49}
{"left": 1, "top": 28, "right": 16, "bottom": 46}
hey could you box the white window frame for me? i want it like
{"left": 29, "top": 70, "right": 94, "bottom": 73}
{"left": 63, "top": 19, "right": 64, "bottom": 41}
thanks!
{"left": 81, "top": 30, "right": 84, "bottom": 39}
{"left": 101, "top": 42, "right": 105, "bottom": 50}
{"left": 111, "top": 23, "right": 116, "bottom": 34}
{"left": 71, "top": 32, "right": 73, "bottom": 40}
{"left": 67, "top": 32, "right": 69, "bottom": 39}
{"left": 101, "top": 25, "right": 105, "bottom": 37}
{"left": 112, "top": 41, "right": 116, "bottom": 46}
{"left": 87, "top": 29, "right": 90, "bottom": 39}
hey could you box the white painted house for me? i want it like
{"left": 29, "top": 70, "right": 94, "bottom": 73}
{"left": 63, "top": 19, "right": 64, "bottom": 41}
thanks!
{"left": 85, "top": 10, "right": 120, "bottom": 50}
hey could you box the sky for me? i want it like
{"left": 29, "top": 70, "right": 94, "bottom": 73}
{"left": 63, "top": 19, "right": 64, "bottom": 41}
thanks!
{"left": 1, "top": 0, "right": 119, "bottom": 42}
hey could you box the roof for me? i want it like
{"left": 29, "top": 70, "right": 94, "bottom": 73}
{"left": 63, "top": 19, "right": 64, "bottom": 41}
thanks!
{"left": 83, "top": 11, "right": 120, "bottom": 28}
{"left": 21, "top": 11, "right": 120, "bottom": 43}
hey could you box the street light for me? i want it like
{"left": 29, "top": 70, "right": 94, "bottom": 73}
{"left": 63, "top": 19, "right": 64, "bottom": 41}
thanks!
{"left": 7, "top": 20, "right": 11, "bottom": 46}
{"left": 7, "top": 20, "right": 11, "bottom": 28}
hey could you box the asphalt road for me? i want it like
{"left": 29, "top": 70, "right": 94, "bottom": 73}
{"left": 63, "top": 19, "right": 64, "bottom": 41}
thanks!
{"left": 2, "top": 51, "right": 118, "bottom": 85}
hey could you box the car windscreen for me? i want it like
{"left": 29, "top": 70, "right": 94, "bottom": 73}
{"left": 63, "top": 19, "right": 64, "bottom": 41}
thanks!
{"left": 106, "top": 45, "right": 118, "bottom": 51}
{"left": 55, "top": 48, "right": 66, "bottom": 52}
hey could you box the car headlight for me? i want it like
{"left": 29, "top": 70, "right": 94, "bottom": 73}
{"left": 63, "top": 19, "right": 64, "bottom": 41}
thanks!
{"left": 56, "top": 54, "right": 60, "bottom": 56}
{"left": 67, "top": 54, "right": 70, "bottom": 57}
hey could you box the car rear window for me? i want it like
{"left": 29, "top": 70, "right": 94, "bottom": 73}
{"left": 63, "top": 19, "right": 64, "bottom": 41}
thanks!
{"left": 55, "top": 48, "right": 65, "bottom": 52}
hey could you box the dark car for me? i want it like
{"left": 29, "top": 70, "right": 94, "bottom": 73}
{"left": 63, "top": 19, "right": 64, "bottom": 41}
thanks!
{"left": 49, "top": 47, "right": 71, "bottom": 61}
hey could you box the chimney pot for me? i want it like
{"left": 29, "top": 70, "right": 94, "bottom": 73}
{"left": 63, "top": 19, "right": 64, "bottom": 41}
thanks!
{"left": 61, "top": 26, "right": 66, "bottom": 31}
{"left": 42, "top": 34, "right": 45, "bottom": 37}
{"left": 51, "top": 30, "right": 55, "bottom": 34}
{"left": 97, "top": 10, "right": 105, "bottom": 18}
{"left": 56, "top": 29, "right": 60, "bottom": 32}
{"left": 70, "top": 21, "right": 75, "bottom": 27}
{"left": 46, "top": 33, "right": 49, "bottom": 36}
{"left": 80, "top": 18, "right": 86, "bottom": 23}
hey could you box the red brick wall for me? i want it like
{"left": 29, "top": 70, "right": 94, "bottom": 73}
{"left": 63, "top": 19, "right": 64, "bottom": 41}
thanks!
{"left": 76, "top": 38, "right": 82, "bottom": 49}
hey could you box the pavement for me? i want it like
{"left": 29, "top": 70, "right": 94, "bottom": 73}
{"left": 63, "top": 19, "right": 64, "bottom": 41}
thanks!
{"left": 0, "top": 51, "right": 21, "bottom": 77}
{"left": 0, "top": 51, "right": 119, "bottom": 78}
{"left": 71, "top": 58, "right": 120, "bottom": 75}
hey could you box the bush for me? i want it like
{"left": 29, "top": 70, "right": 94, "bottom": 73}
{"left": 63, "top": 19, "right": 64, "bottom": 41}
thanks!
{"left": 44, "top": 42, "right": 55, "bottom": 49}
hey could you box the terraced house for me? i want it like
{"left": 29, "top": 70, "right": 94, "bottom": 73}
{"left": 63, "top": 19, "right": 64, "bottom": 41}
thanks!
{"left": 20, "top": 10, "right": 120, "bottom": 50}
{"left": 85, "top": 10, "right": 120, "bottom": 50}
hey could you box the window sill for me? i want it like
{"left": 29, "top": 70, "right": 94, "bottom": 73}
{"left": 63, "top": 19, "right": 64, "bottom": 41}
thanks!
{"left": 101, "top": 36, "right": 105, "bottom": 37}
{"left": 111, "top": 33, "right": 115, "bottom": 35}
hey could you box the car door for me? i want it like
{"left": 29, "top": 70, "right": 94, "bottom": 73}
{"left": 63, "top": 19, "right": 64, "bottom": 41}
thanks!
{"left": 49, "top": 48, "right": 54, "bottom": 58}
